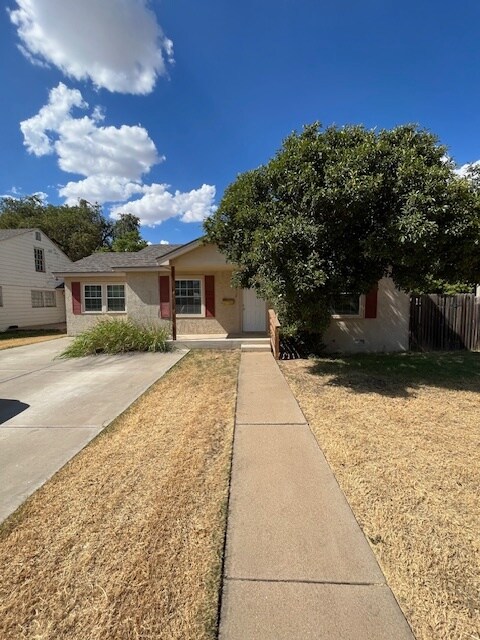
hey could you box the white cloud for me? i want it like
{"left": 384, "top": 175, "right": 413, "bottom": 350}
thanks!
{"left": 455, "top": 161, "right": 480, "bottom": 177}
{"left": 159, "top": 240, "right": 169, "bottom": 244}
{"left": 9, "top": 0, "right": 173, "bottom": 94}
{"left": 20, "top": 83, "right": 86, "bottom": 156}
{"left": 60, "top": 176, "right": 144, "bottom": 204}
{"left": 21, "top": 83, "right": 217, "bottom": 225}
{"left": 21, "top": 83, "right": 160, "bottom": 183}
{"left": 110, "top": 183, "right": 217, "bottom": 226}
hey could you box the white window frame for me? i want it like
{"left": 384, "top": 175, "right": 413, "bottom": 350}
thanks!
{"left": 330, "top": 294, "right": 365, "bottom": 319}
{"left": 82, "top": 283, "right": 126, "bottom": 314}
{"left": 34, "top": 247, "right": 45, "bottom": 272}
{"left": 175, "top": 276, "right": 205, "bottom": 318}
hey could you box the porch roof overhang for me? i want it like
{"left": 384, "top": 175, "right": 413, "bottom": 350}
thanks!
{"left": 157, "top": 237, "right": 204, "bottom": 265}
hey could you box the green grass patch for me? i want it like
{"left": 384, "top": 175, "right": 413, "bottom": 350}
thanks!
{"left": 61, "top": 319, "right": 171, "bottom": 357}
{"left": 307, "top": 351, "right": 480, "bottom": 395}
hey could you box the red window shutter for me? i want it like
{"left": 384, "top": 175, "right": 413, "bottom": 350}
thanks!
{"left": 159, "top": 275, "right": 171, "bottom": 319}
{"left": 71, "top": 282, "right": 81, "bottom": 315}
{"left": 205, "top": 275, "right": 215, "bottom": 318}
{"left": 364, "top": 284, "right": 378, "bottom": 319}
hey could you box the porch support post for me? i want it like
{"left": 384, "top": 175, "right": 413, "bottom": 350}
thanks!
{"left": 171, "top": 265, "right": 177, "bottom": 341}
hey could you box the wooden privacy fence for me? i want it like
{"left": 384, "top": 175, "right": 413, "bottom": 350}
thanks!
{"left": 410, "top": 294, "right": 480, "bottom": 351}
{"left": 268, "top": 309, "right": 281, "bottom": 359}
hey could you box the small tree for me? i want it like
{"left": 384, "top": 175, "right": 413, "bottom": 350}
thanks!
{"left": 205, "top": 123, "right": 480, "bottom": 339}
{"left": 111, "top": 213, "right": 147, "bottom": 252}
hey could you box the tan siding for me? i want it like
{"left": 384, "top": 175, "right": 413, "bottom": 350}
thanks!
{"left": 171, "top": 243, "right": 233, "bottom": 270}
{"left": 323, "top": 277, "right": 410, "bottom": 353}
{"left": 64, "top": 276, "right": 127, "bottom": 335}
{"left": 176, "top": 270, "right": 241, "bottom": 334}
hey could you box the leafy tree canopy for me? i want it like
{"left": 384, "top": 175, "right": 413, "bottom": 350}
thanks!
{"left": 111, "top": 213, "right": 148, "bottom": 252}
{"left": 0, "top": 196, "right": 111, "bottom": 261}
{"left": 0, "top": 198, "right": 148, "bottom": 259}
{"left": 205, "top": 123, "right": 480, "bottom": 335}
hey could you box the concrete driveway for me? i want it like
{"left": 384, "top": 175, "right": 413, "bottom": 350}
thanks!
{"left": 0, "top": 338, "right": 187, "bottom": 523}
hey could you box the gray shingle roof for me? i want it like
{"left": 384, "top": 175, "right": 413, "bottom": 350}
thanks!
{"left": 61, "top": 243, "right": 183, "bottom": 273}
{"left": 0, "top": 228, "right": 37, "bottom": 240}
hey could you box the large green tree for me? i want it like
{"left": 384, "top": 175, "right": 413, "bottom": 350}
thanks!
{"left": 0, "top": 196, "right": 111, "bottom": 261}
{"left": 205, "top": 123, "right": 480, "bottom": 336}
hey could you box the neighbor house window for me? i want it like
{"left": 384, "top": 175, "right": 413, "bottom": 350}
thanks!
{"left": 44, "top": 291, "right": 56, "bottom": 307}
{"left": 34, "top": 247, "right": 45, "bottom": 272}
{"left": 175, "top": 279, "right": 202, "bottom": 315}
{"left": 83, "top": 284, "right": 126, "bottom": 313}
{"left": 35, "top": 231, "right": 41, "bottom": 241}
{"left": 31, "top": 290, "right": 57, "bottom": 308}
{"left": 330, "top": 294, "right": 362, "bottom": 317}
{"left": 31, "top": 290, "right": 43, "bottom": 307}
{"left": 0, "top": 286, "right": 3, "bottom": 307}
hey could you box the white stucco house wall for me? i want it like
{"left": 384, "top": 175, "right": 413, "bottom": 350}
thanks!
{"left": 0, "top": 228, "right": 72, "bottom": 332}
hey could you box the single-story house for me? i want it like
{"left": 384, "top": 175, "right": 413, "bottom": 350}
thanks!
{"left": 0, "top": 228, "right": 72, "bottom": 332}
{"left": 55, "top": 238, "right": 410, "bottom": 352}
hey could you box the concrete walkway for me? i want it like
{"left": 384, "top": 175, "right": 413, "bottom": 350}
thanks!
{"left": 219, "top": 352, "right": 414, "bottom": 639}
{"left": 0, "top": 339, "right": 187, "bottom": 523}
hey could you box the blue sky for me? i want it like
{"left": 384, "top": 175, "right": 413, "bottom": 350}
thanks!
{"left": 1, "top": 0, "right": 479, "bottom": 245}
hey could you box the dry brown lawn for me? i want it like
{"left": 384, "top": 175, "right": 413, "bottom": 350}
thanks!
{"left": 0, "top": 349, "right": 239, "bottom": 640}
{"left": 0, "top": 334, "right": 66, "bottom": 350}
{"left": 281, "top": 352, "right": 480, "bottom": 640}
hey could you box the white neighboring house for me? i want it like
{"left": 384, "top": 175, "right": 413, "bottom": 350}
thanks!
{"left": 0, "top": 229, "right": 72, "bottom": 332}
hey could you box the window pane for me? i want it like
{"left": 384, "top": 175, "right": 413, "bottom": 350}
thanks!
{"left": 44, "top": 291, "right": 56, "bottom": 307}
{"left": 329, "top": 294, "right": 360, "bottom": 316}
{"left": 107, "top": 284, "right": 125, "bottom": 311}
{"left": 84, "top": 285, "right": 102, "bottom": 312}
{"left": 34, "top": 248, "right": 45, "bottom": 272}
{"left": 31, "top": 290, "right": 44, "bottom": 308}
{"left": 175, "top": 279, "right": 201, "bottom": 314}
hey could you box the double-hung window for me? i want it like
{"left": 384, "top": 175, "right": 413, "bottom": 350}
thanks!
{"left": 31, "top": 290, "right": 56, "bottom": 308}
{"left": 34, "top": 247, "right": 45, "bottom": 272}
{"left": 175, "top": 279, "right": 202, "bottom": 316}
{"left": 329, "top": 294, "right": 363, "bottom": 317}
{"left": 83, "top": 284, "right": 126, "bottom": 313}
{"left": 84, "top": 285, "right": 103, "bottom": 312}
{"left": 107, "top": 284, "right": 126, "bottom": 311}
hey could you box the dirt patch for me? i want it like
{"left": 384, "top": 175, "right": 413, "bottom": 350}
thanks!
{"left": 0, "top": 349, "right": 240, "bottom": 640}
{"left": 281, "top": 353, "right": 480, "bottom": 640}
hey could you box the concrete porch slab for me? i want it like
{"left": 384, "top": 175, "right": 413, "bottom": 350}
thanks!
{"left": 225, "top": 423, "right": 385, "bottom": 583}
{"left": 219, "top": 580, "right": 414, "bottom": 640}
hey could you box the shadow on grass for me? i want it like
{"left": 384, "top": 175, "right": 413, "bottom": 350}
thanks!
{"left": 305, "top": 351, "right": 480, "bottom": 398}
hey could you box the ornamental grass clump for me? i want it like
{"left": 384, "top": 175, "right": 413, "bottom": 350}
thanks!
{"left": 61, "top": 319, "right": 171, "bottom": 357}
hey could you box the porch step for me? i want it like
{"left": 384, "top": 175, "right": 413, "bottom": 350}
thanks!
{"left": 241, "top": 342, "right": 271, "bottom": 353}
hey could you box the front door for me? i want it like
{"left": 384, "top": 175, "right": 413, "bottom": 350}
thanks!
{"left": 242, "top": 288, "right": 267, "bottom": 332}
